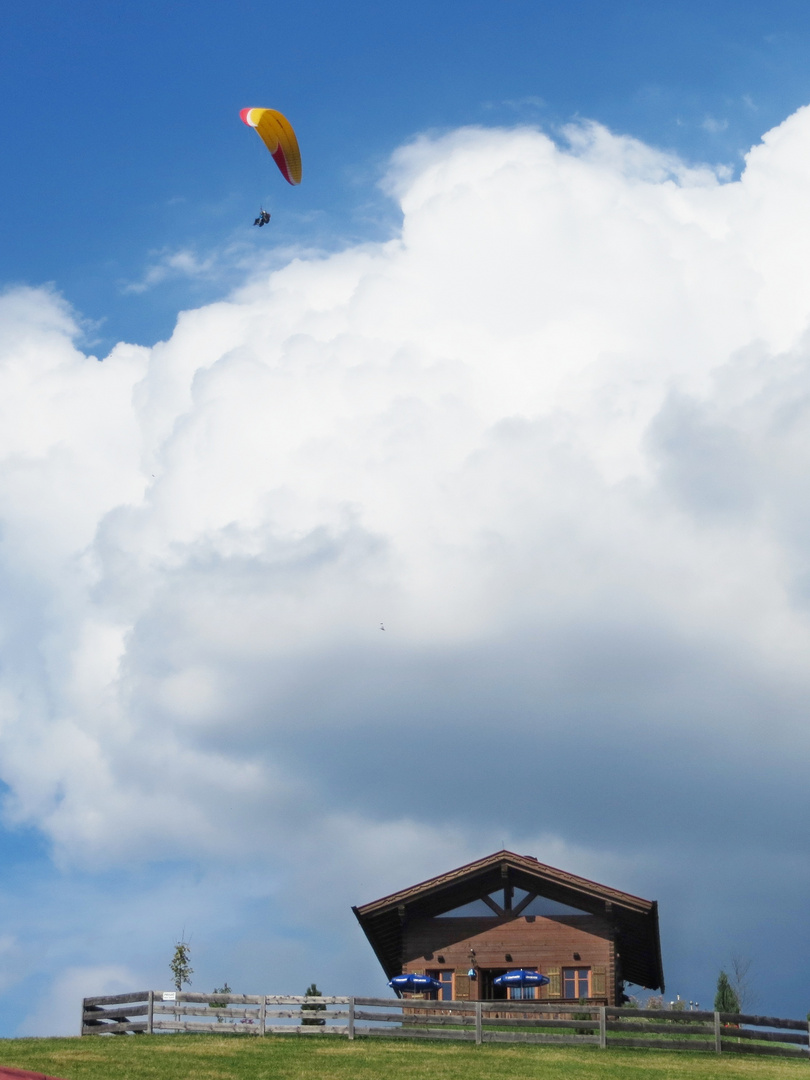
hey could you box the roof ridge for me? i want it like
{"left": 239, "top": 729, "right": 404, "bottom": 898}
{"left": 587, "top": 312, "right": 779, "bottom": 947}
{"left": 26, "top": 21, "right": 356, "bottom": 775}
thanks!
{"left": 355, "top": 849, "right": 653, "bottom": 913}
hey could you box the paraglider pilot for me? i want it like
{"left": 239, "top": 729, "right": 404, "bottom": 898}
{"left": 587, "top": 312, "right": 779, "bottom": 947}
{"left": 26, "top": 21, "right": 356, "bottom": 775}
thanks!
{"left": 253, "top": 209, "right": 271, "bottom": 227}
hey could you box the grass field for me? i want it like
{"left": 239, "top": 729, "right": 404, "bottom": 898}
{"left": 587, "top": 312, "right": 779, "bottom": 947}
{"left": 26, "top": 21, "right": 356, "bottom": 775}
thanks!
{"left": 0, "top": 1035, "right": 807, "bottom": 1080}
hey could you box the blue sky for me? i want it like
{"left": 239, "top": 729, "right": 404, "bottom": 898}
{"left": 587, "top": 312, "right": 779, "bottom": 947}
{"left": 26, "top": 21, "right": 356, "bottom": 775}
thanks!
{"left": 4, "top": 0, "right": 810, "bottom": 348}
{"left": 3, "top": 0, "right": 810, "bottom": 1036}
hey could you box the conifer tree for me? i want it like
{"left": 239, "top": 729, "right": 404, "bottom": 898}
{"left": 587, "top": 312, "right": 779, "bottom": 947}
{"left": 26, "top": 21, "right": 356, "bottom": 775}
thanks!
{"left": 714, "top": 970, "right": 740, "bottom": 1014}
{"left": 302, "top": 983, "right": 326, "bottom": 1025}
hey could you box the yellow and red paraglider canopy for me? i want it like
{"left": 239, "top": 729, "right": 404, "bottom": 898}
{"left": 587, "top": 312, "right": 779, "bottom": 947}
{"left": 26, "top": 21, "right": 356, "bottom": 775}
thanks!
{"left": 240, "top": 108, "right": 302, "bottom": 185}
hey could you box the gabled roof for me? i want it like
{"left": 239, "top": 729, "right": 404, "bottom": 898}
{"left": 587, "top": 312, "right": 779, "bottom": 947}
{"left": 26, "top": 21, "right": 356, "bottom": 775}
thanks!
{"left": 353, "top": 849, "right": 664, "bottom": 991}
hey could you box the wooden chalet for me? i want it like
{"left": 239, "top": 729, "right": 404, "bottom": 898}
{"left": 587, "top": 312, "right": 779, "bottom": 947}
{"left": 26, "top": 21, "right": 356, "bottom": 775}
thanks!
{"left": 353, "top": 850, "right": 664, "bottom": 1006}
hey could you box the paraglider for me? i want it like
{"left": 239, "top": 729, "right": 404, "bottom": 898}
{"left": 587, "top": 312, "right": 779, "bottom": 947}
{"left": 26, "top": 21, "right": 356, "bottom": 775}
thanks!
{"left": 241, "top": 107, "right": 301, "bottom": 226}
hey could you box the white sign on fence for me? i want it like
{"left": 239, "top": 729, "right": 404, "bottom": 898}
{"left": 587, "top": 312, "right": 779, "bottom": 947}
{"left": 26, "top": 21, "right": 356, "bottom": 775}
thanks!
{"left": 162, "top": 992, "right": 176, "bottom": 1001}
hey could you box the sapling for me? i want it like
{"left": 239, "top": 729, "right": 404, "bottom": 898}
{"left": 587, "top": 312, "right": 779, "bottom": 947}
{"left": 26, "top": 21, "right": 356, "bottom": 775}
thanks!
{"left": 170, "top": 939, "right": 194, "bottom": 992}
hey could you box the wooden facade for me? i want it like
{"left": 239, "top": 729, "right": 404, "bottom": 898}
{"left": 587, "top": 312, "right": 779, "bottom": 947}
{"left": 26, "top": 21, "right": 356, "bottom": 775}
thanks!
{"left": 353, "top": 850, "right": 664, "bottom": 1007}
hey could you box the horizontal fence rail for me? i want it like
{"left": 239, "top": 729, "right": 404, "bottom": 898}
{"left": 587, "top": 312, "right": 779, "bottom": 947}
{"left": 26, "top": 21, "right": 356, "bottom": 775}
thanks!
{"left": 81, "top": 993, "right": 810, "bottom": 1059}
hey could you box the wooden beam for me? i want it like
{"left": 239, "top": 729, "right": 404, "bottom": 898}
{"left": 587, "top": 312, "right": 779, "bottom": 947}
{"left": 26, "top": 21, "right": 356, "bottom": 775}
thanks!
{"left": 511, "top": 891, "right": 537, "bottom": 918}
{"left": 481, "top": 894, "right": 505, "bottom": 916}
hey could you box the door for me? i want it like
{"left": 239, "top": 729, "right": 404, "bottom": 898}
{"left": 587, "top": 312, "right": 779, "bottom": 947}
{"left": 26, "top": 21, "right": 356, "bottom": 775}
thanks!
{"left": 479, "top": 968, "right": 508, "bottom": 1000}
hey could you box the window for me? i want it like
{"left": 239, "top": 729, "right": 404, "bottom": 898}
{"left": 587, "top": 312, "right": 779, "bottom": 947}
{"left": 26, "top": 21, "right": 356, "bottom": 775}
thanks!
{"left": 426, "top": 970, "right": 454, "bottom": 1001}
{"left": 562, "top": 968, "right": 591, "bottom": 999}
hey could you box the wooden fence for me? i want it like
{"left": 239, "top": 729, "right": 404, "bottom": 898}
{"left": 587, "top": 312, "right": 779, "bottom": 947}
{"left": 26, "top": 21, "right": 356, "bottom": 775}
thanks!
{"left": 80, "top": 993, "right": 810, "bottom": 1060}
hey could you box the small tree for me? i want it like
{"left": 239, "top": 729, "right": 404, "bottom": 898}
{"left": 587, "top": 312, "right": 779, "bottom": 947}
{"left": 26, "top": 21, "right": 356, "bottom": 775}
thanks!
{"left": 209, "top": 982, "right": 232, "bottom": 1021}
{"left": 210, "top": 981, "right": 231, "bottom": 1003}
{"left": 730, "top": 955, "right": 755, "bottom": 1012}
{"left": 301, "top": 982, "right": 326, "bottom": 1026}
{"left": 714, "top": 970, "right": 740, "bottom": 1014}
{"left": 170, "top": 939, "right": 194, "bottom": 992}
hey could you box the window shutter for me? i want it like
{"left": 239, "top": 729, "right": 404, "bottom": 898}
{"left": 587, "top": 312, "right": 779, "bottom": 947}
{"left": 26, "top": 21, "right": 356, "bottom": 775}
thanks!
{"left": 591, "top": 966, "right": 606, "bottom": 997}
{"left": 453, "top": 974, "right": 470, "bottom": 1001}
{"left": 546, "top": 967, "right": 561, "bottom": 997}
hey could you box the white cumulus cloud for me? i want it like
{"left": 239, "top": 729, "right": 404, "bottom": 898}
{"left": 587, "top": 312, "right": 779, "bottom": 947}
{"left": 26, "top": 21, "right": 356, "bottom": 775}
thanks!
{"left": 4, "top": 107, "right": 810, "bottom": 1016}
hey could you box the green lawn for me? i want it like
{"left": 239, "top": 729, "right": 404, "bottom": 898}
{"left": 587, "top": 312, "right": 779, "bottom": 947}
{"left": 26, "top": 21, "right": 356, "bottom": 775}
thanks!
{"left": 0, "top": 1035, "right": 807, "bottom": 1080}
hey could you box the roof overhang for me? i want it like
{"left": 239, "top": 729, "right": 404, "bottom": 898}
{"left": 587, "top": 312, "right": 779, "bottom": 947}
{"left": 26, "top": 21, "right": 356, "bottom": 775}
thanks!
{"left": 353, "top": 849, "right": 664, "bottom": 991}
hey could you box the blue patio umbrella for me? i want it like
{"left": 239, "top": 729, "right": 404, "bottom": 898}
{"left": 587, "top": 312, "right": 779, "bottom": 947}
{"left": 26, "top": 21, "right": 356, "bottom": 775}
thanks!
{"left": 493, "top": 970, "right": 550, "bottom": 988}
{"left": 388, "top": 973, "right": 442, "bottom": 995}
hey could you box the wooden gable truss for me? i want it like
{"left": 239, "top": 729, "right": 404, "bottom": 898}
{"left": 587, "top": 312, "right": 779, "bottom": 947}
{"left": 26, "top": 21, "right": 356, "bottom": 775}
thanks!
{"left": 352, "top": 849, "right": 664, "bottom": 993}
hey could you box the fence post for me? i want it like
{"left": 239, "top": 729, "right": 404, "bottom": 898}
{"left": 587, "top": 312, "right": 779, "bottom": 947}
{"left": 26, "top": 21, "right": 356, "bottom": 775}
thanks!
{"left": 147, "top": 991, "right": 154, "bottom": 1035}
{"left": 79, "top": 997, "right": 86, "bottom": 1036}
{"left": 599, "top": 1006, "right": 606, "bottom": 1049}
{"left": 260, "top": 995, "right": 266, "bottom": 1037}
{"left": 348, "top": 997, "right": 355, "bottom": 1040}
{"left": 714, "top": 1011, "right": 722, "bottom": 1053}
{"left": 475, "top": 1001, "right": 482, "bottom": 1045}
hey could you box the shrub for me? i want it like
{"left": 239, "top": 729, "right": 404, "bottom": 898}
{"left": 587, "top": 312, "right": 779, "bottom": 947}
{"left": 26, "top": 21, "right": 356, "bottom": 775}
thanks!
{"left": 209, "top": 983, "right": 232, "bottom": 1021}
{"left": 302, "top": 983, "right": 326, "bottom": 1026}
